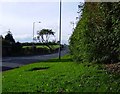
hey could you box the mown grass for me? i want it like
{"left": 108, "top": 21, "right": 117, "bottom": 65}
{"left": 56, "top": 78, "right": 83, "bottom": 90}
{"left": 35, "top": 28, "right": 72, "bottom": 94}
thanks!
{"left": 0, "top": 73, "right": 2, "bottom": 93}
{"left": 2, "top": 55, "right": 120, "bottom": 92}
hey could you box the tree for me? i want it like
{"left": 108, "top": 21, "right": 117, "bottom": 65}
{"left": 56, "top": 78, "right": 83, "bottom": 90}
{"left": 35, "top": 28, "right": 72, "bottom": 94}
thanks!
{"left": 5, "top": 30, "right": 15, "bottom": 43}
{"left": 37, "top": 29, "right": 55, "bottom": 43}
{"left": 0, "top": 35, "right": 3, "bottom": 39}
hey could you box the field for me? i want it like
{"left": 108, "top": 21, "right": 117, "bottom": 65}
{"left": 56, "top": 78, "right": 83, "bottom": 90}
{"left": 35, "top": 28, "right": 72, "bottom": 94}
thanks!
{"left": 2, "top": 55, "right": 120, "bottom": 92}
{"left": 22, "top": 45, "right": 60, "bottom": 50}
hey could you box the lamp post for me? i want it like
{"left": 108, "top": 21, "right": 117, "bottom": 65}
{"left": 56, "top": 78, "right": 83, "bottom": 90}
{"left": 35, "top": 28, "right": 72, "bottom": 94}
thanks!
{"left": 32, "top": 21, "right": 41, "bottom": 47}
{"left": 58, "top": 0, "right": 62, "bottom": 60}
{"left": 33, "top": 22, "right": 35, "bottom": 44}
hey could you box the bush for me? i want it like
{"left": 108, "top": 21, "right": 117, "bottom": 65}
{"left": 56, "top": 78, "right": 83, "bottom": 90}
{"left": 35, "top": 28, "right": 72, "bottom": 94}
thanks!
{"left": 22, "top": 42, "right": 58, "bottom": 46}
{"left": 2, "top": 40, "right": 22, "bottom": 56}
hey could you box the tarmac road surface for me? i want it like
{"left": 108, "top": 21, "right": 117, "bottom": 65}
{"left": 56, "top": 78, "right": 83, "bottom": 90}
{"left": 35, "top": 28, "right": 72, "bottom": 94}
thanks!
{"left": 1, "top": 46, "right": 69, "bottom": 72}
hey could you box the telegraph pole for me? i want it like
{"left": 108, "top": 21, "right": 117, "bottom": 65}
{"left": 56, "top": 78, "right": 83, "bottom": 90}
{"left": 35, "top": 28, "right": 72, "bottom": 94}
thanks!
{"left": 58, "top": 0, "right": 62, "bottom": 60}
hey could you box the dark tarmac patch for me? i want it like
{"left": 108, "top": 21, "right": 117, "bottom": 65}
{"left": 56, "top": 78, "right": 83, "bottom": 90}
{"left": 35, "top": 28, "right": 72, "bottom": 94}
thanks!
{"left": 2, "top": 66, "right": 20, "bottom": 72}
{"left": 2, "top": 66, "right": 14, "bottom": 71}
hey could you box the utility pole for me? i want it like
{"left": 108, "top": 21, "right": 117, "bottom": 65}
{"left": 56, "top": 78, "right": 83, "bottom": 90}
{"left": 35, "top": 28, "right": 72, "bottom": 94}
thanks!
{"left": 58, "top": 0, "right": 62, "bottom": 60}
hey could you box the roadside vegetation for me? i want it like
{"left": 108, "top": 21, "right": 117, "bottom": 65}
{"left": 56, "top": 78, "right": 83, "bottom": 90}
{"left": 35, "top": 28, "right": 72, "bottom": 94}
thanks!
{"left": 22, "top": 45, "right": 60, "bottom": 50}
{"left": 2, "top": 2, "right": 120, "bottom": 93}
{"left": 1, "top": 29, "right": 61, "bottom": 57}
{"left": 2, "top": 55, "right": 120, "bottom": 92}
{"left": 21, "top": 44, "right": 60, "bottom": 56}
{"left": 69, "top": 2, "right": 120, "bottom": 63}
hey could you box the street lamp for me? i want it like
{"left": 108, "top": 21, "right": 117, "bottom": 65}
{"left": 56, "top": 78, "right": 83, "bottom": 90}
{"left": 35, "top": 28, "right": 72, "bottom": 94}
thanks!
{"left": 33, "top": 21, "right": 41, "bottom": 47}
{"left": 58, "top": 0, "right": 62, "bottom": 60}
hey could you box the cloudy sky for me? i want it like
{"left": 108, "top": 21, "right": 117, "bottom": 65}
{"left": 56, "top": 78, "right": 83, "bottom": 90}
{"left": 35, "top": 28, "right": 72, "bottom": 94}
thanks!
{"left": 0, "top": 1, "right": 83, "bottom": 44}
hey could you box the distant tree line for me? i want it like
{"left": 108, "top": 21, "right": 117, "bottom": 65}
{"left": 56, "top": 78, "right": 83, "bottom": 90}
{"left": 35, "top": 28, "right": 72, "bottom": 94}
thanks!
{"left": 22, "top": 42, "right": 58, "bottom": 46}
{"left": 1, "top": 31, "right": 22, "bottom": 56}
{"left": 1, "top": 29, "right": 62, "bottom": 57}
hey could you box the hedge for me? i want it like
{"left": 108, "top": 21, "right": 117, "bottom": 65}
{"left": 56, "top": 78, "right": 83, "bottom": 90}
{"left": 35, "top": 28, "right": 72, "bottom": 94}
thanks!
{"left": 69, "top": 2, "right": 120, "bottom": 63}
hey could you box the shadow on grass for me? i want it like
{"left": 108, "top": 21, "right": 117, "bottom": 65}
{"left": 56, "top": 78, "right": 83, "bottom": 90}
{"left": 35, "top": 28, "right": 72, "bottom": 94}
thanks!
{"left": 28, "top": 67, "right": 50, "bottom": 71}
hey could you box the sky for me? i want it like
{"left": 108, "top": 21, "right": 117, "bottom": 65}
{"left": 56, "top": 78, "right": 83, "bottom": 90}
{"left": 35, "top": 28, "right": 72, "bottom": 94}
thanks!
{"left": 0, "top": 1, "right": 83, "bottom": 44}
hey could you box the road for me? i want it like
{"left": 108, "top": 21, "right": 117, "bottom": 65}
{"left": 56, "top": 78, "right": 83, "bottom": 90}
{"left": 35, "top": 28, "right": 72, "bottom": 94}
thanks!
{"left": 1, "top": 46, "right": 69, "bottom": 71}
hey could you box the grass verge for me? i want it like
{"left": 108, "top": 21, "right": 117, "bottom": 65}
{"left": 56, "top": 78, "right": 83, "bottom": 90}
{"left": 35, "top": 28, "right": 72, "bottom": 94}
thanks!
{"left": 2, "top": 55, "right": 120, "bottom": 92}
